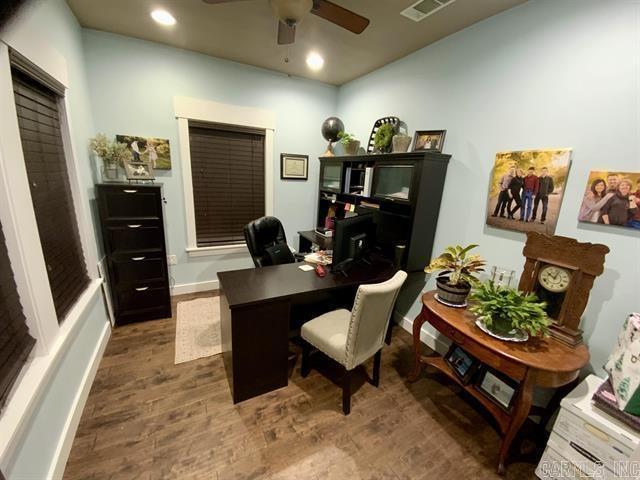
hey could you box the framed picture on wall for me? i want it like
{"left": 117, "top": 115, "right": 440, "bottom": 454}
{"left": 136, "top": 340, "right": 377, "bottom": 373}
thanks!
{"left": 281, "top": 153, "right": 308, "bottom": 180}
{"left": 485, "top": 148, "right": 572, "bottom": 235}
{"left": 578, "top": 171, "right": 640, "bottom": 230}
{"left": 116, "top": 135, "right": 171, "bottom": 170}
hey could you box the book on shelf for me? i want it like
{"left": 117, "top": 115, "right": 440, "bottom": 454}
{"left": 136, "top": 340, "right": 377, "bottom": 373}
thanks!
{"left": 343, "top": 167, "right": 352, "bottom": 194}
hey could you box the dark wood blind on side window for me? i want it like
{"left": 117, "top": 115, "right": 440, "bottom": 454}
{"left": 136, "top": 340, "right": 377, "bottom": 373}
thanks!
{"left": 0, "top": 220, "right": 36, "bottom": 413}
{"left": 188, "top": 121, "right": 265, "bottom": 246}
{"left": 11, "top": 67, "right": 89, "bottom": 322}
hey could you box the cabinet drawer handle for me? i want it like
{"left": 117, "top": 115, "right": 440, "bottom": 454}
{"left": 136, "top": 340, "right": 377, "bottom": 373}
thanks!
{"left": 131, "top": 256, "right": 146, "bottom": 261}
{"left": 127, "top": 224, "right": 142, "bottom": 229}
{"left": 135, "top": 287, "right": 149, "bottom": 291}
{"left": 123, "top": 189, "right": 137, "bottom": 193}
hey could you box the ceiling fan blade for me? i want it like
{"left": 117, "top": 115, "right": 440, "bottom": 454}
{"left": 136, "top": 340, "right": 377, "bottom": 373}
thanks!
{"left": 201, "top": 0, "right": 252, "bottom": 4}
{"left": 311, "top": 0, "right": 369, "bottom": 34}
{"left": 277, "top": 21, "right": 296, "bottom": 45}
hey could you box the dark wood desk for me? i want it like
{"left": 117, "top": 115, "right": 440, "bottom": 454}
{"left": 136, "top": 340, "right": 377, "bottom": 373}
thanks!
{"left": 298, "top": 230, "right": 332, "bottom": 253}
{"left": 409, "top": 291, "right": 589, "bottom": 475}
{"left": 218, "top": 257, "right": 395, "bottom": 403}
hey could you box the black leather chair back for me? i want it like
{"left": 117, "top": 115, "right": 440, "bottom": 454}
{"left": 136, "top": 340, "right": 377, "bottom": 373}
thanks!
{"left": 243, "top": 216, "right": 293, "bottom": 267}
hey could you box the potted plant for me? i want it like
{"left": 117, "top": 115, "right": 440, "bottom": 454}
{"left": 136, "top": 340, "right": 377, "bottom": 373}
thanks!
{"left": 469, "top": 282, "right": 550, "bottom": 341}
{"left": 373, "top": 123, "right": 395, "bottom": 153}
{"left": 338, "top": 131, "right": 360, "bottom": 155}
{"left": 425, "top": 244, "right": 486, "bottom": 306}
{"left": 89, "top": 134, "right": 132, "bottom": 181}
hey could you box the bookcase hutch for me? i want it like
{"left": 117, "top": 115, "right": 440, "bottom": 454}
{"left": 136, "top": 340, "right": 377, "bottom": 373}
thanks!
{"left": 316, "top": 151, "right": 451, "bottom": 272}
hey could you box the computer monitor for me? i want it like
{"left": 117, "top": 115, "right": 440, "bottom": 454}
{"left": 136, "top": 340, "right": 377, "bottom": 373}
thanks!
{"left": 332, "top": 214, "right": 375, "bottom": 273}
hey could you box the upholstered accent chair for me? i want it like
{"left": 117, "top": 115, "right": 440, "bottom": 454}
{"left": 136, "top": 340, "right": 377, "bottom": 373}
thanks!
{"left": 300, "top": 270, "right": 408, "bottom": 414}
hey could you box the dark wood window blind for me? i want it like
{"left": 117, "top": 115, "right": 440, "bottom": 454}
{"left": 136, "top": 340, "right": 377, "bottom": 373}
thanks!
{"left": 11, "top": 67, "right": 89, "bottom": 322}
{"left": 188, "top": 121, "right": 265, "bottom": 246}
{"left": 0, "top": 220, "right": 36, "bottom": 413}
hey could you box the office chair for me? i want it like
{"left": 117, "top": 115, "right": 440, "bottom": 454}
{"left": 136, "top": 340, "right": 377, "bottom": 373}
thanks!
{"left": 300, "top": 270, "right": 408, "bottom": 414}
{"left": 243, "top": 216, "right": 296, "bottom": 267}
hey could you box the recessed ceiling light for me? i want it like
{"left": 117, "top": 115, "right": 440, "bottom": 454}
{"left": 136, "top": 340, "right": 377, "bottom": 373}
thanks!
{"left": 306, "top": 52, "right": 324, "bottom": 71}
{"left": 151, "top": 9, "right": 176, "bottom": 26}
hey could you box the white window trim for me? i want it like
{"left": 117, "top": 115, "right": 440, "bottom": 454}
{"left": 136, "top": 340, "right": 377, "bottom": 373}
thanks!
{"left": 174, "top": 96, "right": 275, "bottom": 257}
{"left": 0, "top": 36, "right": 106, "bottom": 464}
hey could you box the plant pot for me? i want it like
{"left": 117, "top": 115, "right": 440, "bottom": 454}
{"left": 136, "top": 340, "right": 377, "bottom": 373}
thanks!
{"left": 435, "top": 276, "right": 471, "bottom": 307}
{"left": 476, "top": 318, "right": 529, "bottom": 342}
{"left": 344, "top": 139, "right": 361, "bottom": 156}
{"left": 392, "top": 134, "right": 411, "bottom": 153}
{"left": 102, "top": 162, "right": 119, "bottom": 181}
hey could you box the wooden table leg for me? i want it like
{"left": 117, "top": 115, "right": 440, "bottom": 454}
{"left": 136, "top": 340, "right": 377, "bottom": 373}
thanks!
{"left": 497, "top": 370, "right": 534, "bottom": 475}
{"left": 407, "top": 310, "right": 427, "bottom": 382}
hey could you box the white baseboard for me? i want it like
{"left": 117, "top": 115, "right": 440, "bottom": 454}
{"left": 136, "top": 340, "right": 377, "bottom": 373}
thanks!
{"left": 394, "top": 311, "right": 449, "bottom": 355}
{"left": 171, "top": 279, "right": 220, "bottom": 296}
{"left": 48, "top": 321, "right": 111, "bottom": 480}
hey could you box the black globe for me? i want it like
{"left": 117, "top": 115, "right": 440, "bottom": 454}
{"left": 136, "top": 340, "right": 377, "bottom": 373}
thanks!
{"left": 321, "top": 117, "right": 345, "bottom": 143}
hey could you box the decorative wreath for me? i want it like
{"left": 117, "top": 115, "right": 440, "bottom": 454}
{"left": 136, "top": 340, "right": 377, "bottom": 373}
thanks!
{"left": 374, "top": 123, "right": 395, "bottom": 151}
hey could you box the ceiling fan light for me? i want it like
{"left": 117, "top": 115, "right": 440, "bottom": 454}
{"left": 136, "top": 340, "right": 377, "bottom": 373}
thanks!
{"left": 306, "top": 52, "right": 324, "bottom": 71}
{"left": 269, "top": 0, "right": 313, "bottom": 24}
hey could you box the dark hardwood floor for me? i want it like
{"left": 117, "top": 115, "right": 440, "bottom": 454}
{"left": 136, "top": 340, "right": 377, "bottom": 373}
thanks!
{"left": 64, "top": 291, "right": 537, "bottom": 479}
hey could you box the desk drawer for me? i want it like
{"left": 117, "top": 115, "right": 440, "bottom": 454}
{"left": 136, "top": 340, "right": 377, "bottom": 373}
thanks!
{"left": 112, "top": 253, "right": 166, "bottom": 285}
{"left": 107, "top": 222, "right": 164, "bottom": 252}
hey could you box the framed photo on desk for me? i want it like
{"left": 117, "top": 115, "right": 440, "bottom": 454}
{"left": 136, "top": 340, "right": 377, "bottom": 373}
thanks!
{"left": 281, "top": 153, "right": 308, "bottom": 180}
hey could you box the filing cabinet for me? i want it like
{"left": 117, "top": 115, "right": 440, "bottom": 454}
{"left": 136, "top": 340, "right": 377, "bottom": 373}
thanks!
{"left": 96, "top": 184, "right": 171, "bottom": 325}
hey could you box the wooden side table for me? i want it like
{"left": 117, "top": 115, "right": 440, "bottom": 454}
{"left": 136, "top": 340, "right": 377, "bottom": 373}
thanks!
{"left": 408, "top": 291, "right": 589, "bottom": 475}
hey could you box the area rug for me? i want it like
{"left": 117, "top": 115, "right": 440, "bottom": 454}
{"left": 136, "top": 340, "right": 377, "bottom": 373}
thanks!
{"left": 175, "top": 296, "right": 222, "bottom": 364}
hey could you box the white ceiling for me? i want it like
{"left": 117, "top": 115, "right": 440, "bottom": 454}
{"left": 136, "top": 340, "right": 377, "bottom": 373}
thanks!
{"left": 66, "top": 0, "right": 526, "bottom": 85}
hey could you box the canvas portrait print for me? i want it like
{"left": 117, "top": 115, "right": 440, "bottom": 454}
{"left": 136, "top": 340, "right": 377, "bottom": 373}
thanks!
{"left": 578, "top": 171, "right": 640, "bottom": 230}
{"left": 485, "top": 148, "right": 572, "bottom": 235}
{"left": 116, "top": 135, "right": 171, "bottom": 170}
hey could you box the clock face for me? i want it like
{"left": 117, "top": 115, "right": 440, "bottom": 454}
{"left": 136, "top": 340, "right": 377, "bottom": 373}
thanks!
{"left": 538, "top": 265, "right": 571, "bottom": 293}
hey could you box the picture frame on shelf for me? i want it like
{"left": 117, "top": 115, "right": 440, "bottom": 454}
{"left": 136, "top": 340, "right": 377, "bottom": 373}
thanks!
{"left": 445, "top": 345, "right": 480, "bottom": 384}
{"left": 475, "top": 367, "right": 519, "bottom": 411}
{"left": 412, "top": 130, "right": 446, "bottom": 153}
{"left": 281, "top": 153, "right": 309, "bottom": 180}
{"left": 124, "top": 159, "right": 154, "bottom": 181}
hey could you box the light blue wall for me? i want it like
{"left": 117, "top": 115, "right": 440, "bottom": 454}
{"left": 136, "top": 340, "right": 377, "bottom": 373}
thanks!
{"left": 6, "top": 293, "right": 107, "bottom": 479}
{"left": 1, "top": 0, "right": 111, "bottom": 477}
{"left": 337, "top": 0, "right": 640, "bottom": 374}
{"left": 82, "top": 30, "right": 339, "bottom": 287}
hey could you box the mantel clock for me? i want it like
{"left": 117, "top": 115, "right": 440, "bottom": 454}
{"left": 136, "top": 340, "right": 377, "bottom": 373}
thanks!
{"left": 518, "top": 232, "right": 609, "bottom": 346}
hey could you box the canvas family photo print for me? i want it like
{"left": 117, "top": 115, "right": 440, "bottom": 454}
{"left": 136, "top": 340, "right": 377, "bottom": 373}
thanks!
{"left": 116, "top": 135, "right": 172, "bottom": 170}
{"left": 578, "top": 171, "right": 640, "bottom": 230}
{"left": 485, "top": 149, "right": 571, "bottom": 235}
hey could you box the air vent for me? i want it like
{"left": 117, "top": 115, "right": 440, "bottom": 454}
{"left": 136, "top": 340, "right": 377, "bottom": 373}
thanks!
{"left": 400, "top": 0, "right": 456, "bottom": 22}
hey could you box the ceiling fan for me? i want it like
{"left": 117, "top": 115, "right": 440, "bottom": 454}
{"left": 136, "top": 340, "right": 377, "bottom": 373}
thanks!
{"left": 202, "top": 0, "right": 370, "bottom": 45}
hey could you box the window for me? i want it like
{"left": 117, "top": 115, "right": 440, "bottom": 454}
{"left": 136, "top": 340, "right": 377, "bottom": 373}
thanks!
{"left": 11, "top": 66, "right": 89, "bottom": 322}
{"left": 188, "top": 121, "right": 266, "bottom": 247}
{"left": 0, "top": 219, "right": 36, "bottom": 413}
